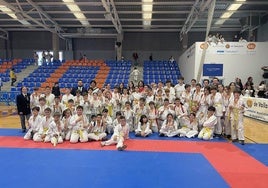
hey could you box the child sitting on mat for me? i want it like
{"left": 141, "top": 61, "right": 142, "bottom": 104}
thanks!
{"left": 24, "top": 106, "right": 43, "bottom": 140}
{"left": 177, "top": 113, "right": 199, "bottom": 138}
{"left": 47, "top": 112, "right": 64, "bottom": 146}
{"left": 135, "top": 115, "right": 152, "bottom": 137}
{"left": 159, "top": 113, "right": 179, "bottom": 137}
{"left": 101, "top": 116, "right": 129, "bottom": 151}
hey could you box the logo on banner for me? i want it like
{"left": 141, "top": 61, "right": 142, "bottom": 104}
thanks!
{"left": 247, "top": 43, "right": 256, "bottom": 50}
{"left": 246, "top": 99, "right": 253, "bottom": 107}
{"left": 225, "top": 44, "right": 230, "bottom": 49}
{"left": 200, "top": 43, "right": 208, "bottom": 49}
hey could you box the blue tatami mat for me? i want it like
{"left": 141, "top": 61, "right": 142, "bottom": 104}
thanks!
{"left": 234, "top": 143, "right": 268, "bottom": 166}
{"left": 0, "top": 148, "right": 229, "bottom": 188}
{"left": 0, "top": 128, "right": 25, "bottom": 136}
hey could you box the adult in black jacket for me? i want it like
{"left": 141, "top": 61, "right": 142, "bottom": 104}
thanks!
{"left": 16, "top": 86, "right": 31, "bottom": 132}
{"left": 52, "top": 82, "right": 61, "bottom": 97}
{"left": 71, "top": 79, "right": 87, "bottom": 96}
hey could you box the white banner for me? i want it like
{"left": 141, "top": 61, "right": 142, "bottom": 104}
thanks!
{"left": 244, "top": 97, "right": 268, "bottom": 122}
{"left": 197, "top": 42, "right": 257, "bottom": 55}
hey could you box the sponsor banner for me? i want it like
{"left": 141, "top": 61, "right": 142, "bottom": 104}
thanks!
{"left": 244, "top": 97, "right": 268, "bottom": 122}
{"left": 197, "top": 42, "right": 257, "bottom": 55}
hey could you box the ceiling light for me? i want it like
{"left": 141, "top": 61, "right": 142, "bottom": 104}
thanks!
{"left": 142, "top": 0, "right": 153, "bottom": 27}
{"left": 215, "top": 0, "right": 246, "bottom": 25}
{"left": 62, "top": 0, "right": 90, "bottom": 27}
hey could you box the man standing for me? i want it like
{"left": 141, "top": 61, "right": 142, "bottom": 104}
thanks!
{"left": 71, "top": 79, "right": 87, "bottom": 96}
{"left": 16, "top": 86, "right": 31, "bottom": 132}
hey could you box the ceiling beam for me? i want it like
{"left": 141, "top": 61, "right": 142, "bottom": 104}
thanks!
{"left": 8, "top": 1, "right": 268, "bottom": 6}
{"left": 2, "top": 10, "right": 264, "bottom": 15}
{"left": 25, "top": 0, "right": 64, "bottom": 33}
{"left": 0, "top": 16, "right": 256, "bottom": 23}
{"left": 0, "top": 28, "right": 8, "bottom": 40}
{"left": 101, "top": 0, "right": 122, "bottom": 33}
{"left": 0, "top": 0, "right": 65, "bottom": 39}
{"left": 180, "top": 0, "right": 213, "bottom": 40}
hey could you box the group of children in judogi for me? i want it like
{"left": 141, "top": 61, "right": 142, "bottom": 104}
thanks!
{"left": 23, "top": 77, "right": 247, "bottom": 151}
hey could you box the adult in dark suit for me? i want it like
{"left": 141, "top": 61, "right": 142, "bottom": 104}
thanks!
{"left": 71, "top": 79, "right": 87, "bottom": 96}
{"left": 16, "top": 86, "right": 31, "bottom": 132}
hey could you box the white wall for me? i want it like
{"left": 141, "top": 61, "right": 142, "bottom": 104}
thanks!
{"left": 179, "top": 42, "right": 268, "bottom": 86}
{"left": 178, "top": 44, "right": 196, "bottom": 83}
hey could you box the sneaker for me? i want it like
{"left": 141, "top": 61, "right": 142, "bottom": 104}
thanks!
{"left": 240, "top": 140, "right": 245, "bottom": 145}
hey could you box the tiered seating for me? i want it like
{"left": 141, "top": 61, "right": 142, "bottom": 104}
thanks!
{"left": 143, "top": 60, "right": 181, "bottom": 85}
{"left": 59, "top": 66, "right": 99, "bottom": 89}
{"left": 7, "top": 59, "right": 132, "bottom": 95}
{"left": 16, "top": 60, "right": 62, "bottom": 92}
{"left": 105, "top": 60, "right": 131, "bottom": 88}
{"left": 0, "top": 91, "right": 19, "bottom": 105}
{"left": 0, "top": 59, "right": 34, "bottom": 83}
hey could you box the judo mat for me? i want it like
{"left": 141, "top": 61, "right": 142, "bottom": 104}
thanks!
{"left": 0, "top": 129, "right": 268, "bottom": 188}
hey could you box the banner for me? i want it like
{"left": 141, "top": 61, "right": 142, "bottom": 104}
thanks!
{"left": 197, "top": 42, "right": 257, "bottom": 55}
{"left": 244, "top": 97, "right": 268, "bottom": 122}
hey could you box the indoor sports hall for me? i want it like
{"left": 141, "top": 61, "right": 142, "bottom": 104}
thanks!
{"left": 0, "top": 1, "right": 268, "bottom": 188}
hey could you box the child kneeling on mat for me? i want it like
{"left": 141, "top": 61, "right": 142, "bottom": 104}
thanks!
{"left": 198, "top": 106, "right": 217, "bottom": 140}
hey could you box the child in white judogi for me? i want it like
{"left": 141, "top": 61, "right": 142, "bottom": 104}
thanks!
{"left": 228, "top": 90, "right": 245, "bottom": 145}
{"left": 198, "top": 106, "right": 217, "bottom": 140}
{"left": 70, "top": 105, "right": 89, "bottom": 143}
{"left": 30, "top": 88, "right": 40, "bottom": 108}
{"left": 90, "top": 92, "right": 103, "bottom": 116}
{"left": 122, "top": 101, "right": 135, "bottom": 132}
{"left": 37, "top": 97, "right": 48, "bottom": 117}
{"left": 208, "top": 86, "right": 224, "bottom": 136}
{"left": 112, "top": 87, "right": 121, "bottom": 113}
{"left": 66, "top": 99, "right": 77, "bottom": 115}
{"left": 46, "top": 112, "right": 64, "bottom": 146}
{"left": 103, "top": 91, "right": 116, "bottom": 119}
{"left": 120, "top": 88, "right": 130, "bottom": 110}
{"left": 135, "top": 115, "right": 152, "bottom": 137}
{"left": 111, "top": 111, "right": 122, "bottom": 134}
{"left": 130, "top": 86, "right": 141, "bottom": 106}
{"left": 62, "top": 108, "right": 75, "bottom": 141}
{"left": 24, "top": 106, "right": 43, "bottom": 140}
{"left": 101, "top": 116, "right": 129, "bottom": 151}
{"left": 159, "top": 113, "right": 178, "bottom": 137}
{"left": 177, "top": 113, "right": 199, "bottom": 138}
{"left": 101, "top": 108, "right": 113, "bottom": 134}
{"left": 174, "top": 98, "right": 188, "bottom": 127}
{"left": 148, "top": 101, "right": 159, "bottom": 132}
{"left": 52, "top": 96, "right": 64, "bottom": 114}
{"left": 34, "top": 107, "right": 54, "bottom": 142}
{"left": 133, "top": 98, "right": 149, "bottom": 129}
{"left": 61, "top": 88, "right": 74, "bottom": 108}
{"left": 74, "top": 90, "right": 83, "bottom": 107}
{"left": 88, "top": 114, "right": 107, "bottom": 141}
{"left": 158, "top": 98, "right": 175, "bottom": 128}
{"left": 81, "top": 92, "right": 91, "bottom": 121}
